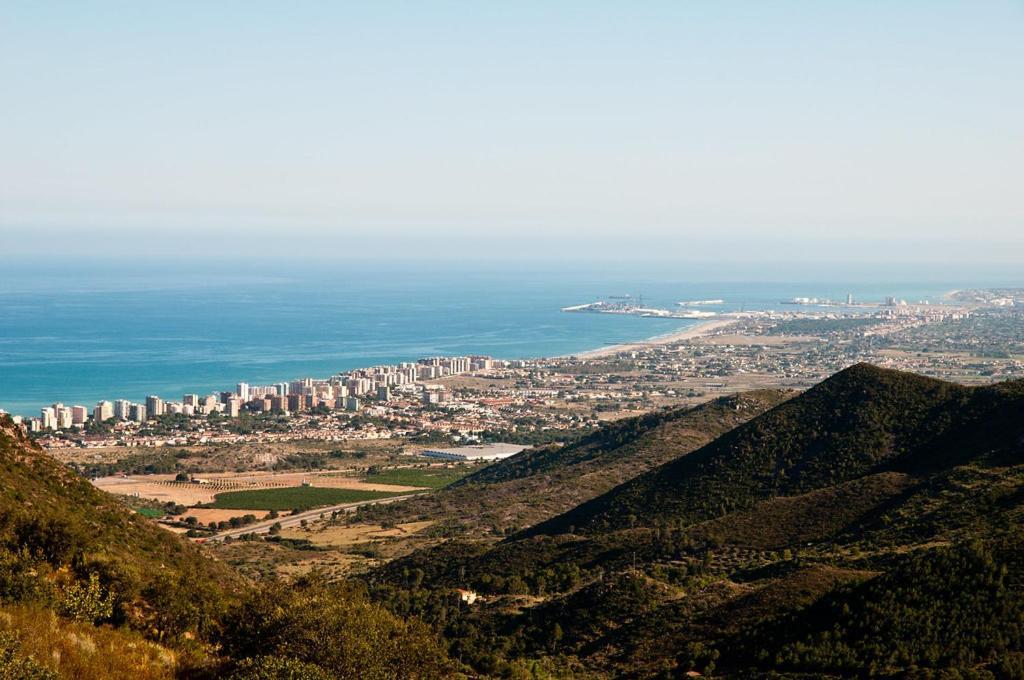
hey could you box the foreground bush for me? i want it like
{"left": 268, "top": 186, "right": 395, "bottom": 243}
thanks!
{"left": 219, "top": 578, "right": 453, "bottom": 679}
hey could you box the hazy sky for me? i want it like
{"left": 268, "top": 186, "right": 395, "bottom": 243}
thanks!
{"left": 1, "top": 2, "right": 1022, "bottom": 263}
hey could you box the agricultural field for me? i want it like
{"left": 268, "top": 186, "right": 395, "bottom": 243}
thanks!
{"left": 205, "top": 486, "right": 414, "bottom": 511}
{"left": 92, "top": 469, "right": 423, "bottom": 505}
{"left": 362, "top": 465, "right": 477, "bottom": 489}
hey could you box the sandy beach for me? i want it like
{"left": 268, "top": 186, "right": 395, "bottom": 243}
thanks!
{"left": 568, "top": 318, "right": 738, "bottom": 360}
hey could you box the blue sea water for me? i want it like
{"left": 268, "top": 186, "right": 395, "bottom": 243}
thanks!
{"left": 0, "top": 259, "right": 1007, "bottom": 416}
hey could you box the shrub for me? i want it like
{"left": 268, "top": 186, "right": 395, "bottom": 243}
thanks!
{"left": 57, "top": 573, "right": 114, "bottom": 624}
{"left": 0, "top": 632, "right": 56, "bottom": 680}
{"left": 219, "top": 579, "right": 451, "bottom": 679}
{"left": 227, "top": 656, "right": 333, "bottom": 680}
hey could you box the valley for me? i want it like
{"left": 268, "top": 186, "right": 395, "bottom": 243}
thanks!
{"left": 5, "top": 306, "right": 1024, "bottom": 677}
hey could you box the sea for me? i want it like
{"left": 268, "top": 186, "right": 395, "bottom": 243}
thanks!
{"left": 0, "top": 258, "right": 1014, "bottom": 416}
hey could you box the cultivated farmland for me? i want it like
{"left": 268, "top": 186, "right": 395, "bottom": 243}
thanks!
{"left": 206, "top": 486, "right": 415, "bottom": 511}
{"left": 362, "top": 466, "right": 476, "bottom": 489}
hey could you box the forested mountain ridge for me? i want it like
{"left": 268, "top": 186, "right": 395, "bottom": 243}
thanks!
{"left": 359, "top": 389, "right": 791, "bottom": 535}
{"left": 459, "top": 389, "right": 792, "bottom": 486}
{"left": 527, "top": 363, "right": 1024, "bottom": 537}
{"left": 368, "top": 366, "right": 1024, "bottom": 678}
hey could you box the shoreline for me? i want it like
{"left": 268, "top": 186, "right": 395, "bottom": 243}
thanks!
{"left": 1, "top": 320, "right": 735, "bottom": 418}
{"left": 565, "top": 318, "right": 738, "bottom": 360}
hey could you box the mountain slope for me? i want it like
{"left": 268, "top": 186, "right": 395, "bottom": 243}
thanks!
{"left": 0, "top": 417, "right": 243, "bottom": 637}
{"left": 727, "top": 536, "right": 1024, "bottom": 675}
{"left": 461, "top": 389, "right": 791, "bottom": 486}
{"left": 0, "top": 415, "right": 455, "bottom": 678}
{"left": 367, "top": 366, "right": 1024, "bottom": 678}
{"left": 527, "top": 364, "right": 1024, "bottom": 536}
{"left": 361, "top": 390, "right": 791, "bottom": 534}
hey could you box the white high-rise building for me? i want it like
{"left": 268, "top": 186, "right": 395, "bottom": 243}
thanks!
{"left": 56, "top": 406, "right": 73, "bottom": 429}
{"left": 40, "top": 407, "right": 56, "bottom": 430}
{"left": 289, "top": 378, "right": 313, "bottom": 396}
{"left": 236, "top": 382, "right": 250, "bottom": 401}
{"left": 94, "top": 401, "right": 113, "bottom": 422}
{"left": 346, "top": 378, "right": 372, "bottom": 395}
{"left": 113, "top": 399, "right": 132, "bottom": 420}
{"left": 130, "top": 403, "right": 147, "bottom": 423}
{"left": 146, "top": 395, "right": 165, "bottom": 417}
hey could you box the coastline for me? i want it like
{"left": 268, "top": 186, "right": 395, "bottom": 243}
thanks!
{"left": 1, "top": 318, "right": 738, "bottom": 417}
{"left": 565, "top": 318, "right": 737, "bottom": 360}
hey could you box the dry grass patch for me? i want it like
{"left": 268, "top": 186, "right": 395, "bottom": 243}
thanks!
{"left": 284, "top": 520, "right": 435, "bottom": 547}
{"left": 0, "top": 605, "right": 178, "bottom": 679}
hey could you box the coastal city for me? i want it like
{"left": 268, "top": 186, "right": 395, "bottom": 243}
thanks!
{"left": 5, "top": 289, "right": 1021, "bottom": 459}
{"left": 1, "top": 285, "right": 1012, "bottom": 586}
{"left": 5, "top": 6, "right": 1023, "bottom": 676}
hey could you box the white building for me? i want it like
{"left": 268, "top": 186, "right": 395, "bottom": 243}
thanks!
{"left": 56, "top": 406, "right": 73, "bottom": 429}
{"left": 421, "top": 443, "right": 527, "bottom": 462}
{"left": 130, "top": 403, "right": 147, "bottom": 423}
{"left": 94, "top": 401, "right": 113, "bottom": 422}
{"left": 40, "top": 407, "right": 56, "bottom": 430}
{"left": 114, "top": 399, "right": 132, "bottom": 420}
{"left": 146, "top": 395, "right": 165, "bottom": 417}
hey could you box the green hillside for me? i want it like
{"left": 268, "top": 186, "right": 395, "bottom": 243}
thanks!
{"left": 0, "top": 417, "right": 453, "bottom": 678}
{"left": 366, "top": 366, "right": 1024, "bottom": 678}
{"left": 728, "top": 537, "right": 1024, "bottom": 675}
{"left": 528, "top": 363, "right": 1024, "bottom": 537}
{"left": 0, "top": 418, "right": 242, "bottom": 637}
{"left": 461, "top": 389, "right": 791, "bottom": 486}
{"left": 359, "top": 389, "right": 790, "bottom": 535}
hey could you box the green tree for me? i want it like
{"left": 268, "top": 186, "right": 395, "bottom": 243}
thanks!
{"left": 57, "top": 573, "right": 114, "bottom": 624}
{"left": 219, "top": 580, "right": 452, "bottom": 679}
{"left": 227, "top": 656, "right": 333, "bottom": 680}
{"left": 0, "top": 633, "right": 56, "bottom": 680}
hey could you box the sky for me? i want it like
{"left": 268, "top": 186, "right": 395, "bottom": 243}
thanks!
{"left": 1, "top": 1, "right": 1022, "bottom": 264}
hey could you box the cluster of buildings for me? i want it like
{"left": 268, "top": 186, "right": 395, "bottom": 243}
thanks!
{"left": 12, "top": 356, "right": 507, "bottom": 434}
{"left": 13, "top": 298, "right": 1017, "bottom": 452}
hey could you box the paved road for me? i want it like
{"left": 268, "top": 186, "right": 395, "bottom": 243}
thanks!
{"left": 199, "top": 492, "right": 424, "bottom": 542}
